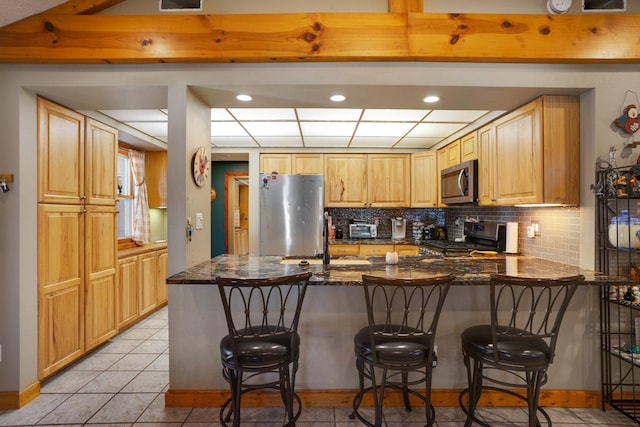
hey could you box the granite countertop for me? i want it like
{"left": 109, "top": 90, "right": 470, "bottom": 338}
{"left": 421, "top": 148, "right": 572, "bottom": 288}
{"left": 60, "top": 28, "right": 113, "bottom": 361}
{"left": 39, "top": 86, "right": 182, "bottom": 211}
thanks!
{"left": 166, "top": 254, "right": 621, "bottom": 286}
{"left": 331, "top": 238, "right": 419, "bottom": 245}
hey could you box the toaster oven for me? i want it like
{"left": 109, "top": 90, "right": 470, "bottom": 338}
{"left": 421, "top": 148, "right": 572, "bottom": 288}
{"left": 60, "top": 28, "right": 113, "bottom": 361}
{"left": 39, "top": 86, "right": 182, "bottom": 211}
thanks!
{"left": 349, "top": 223, "right": 377, "bottom": 239}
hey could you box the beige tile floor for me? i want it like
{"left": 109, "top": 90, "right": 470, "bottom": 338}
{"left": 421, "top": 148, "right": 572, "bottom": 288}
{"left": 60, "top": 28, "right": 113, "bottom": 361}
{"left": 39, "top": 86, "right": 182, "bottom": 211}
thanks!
{"left": 0, "top": 305, "right": 637, "bottom": 426}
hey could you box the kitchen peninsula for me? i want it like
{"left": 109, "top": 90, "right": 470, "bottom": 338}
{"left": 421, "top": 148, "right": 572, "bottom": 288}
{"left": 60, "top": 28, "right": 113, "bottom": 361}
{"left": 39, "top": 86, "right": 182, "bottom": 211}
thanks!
{"left": 165, "top": 254, "right": 619, "bottom": 408}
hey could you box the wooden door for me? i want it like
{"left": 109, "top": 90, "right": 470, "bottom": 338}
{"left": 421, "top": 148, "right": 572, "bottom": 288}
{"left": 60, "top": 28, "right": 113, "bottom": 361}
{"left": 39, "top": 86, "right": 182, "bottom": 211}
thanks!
{"left": 146, "top": 151, "right": 168, "bottom": 208}
{"left": 324, "top": 154, "right": 367, "bottom": 207}
{"left": 461, "top": 131, "right": 478, "bottom": 162}
{"left": 85, "top": 118, "right": 117, "bottom": 206}
{"left": 37, "top": 97, "right": 85, "bottom": 205}
{"left": 156, "top": 249, "right": 168, "bottom": 304}
{"left": 84, "top": 205, "right": 118, "bottom": 350}
{"left": 411, "top": 151, "right": 437, "bottom": 208}
{"left": 477, "top": 124, "right": 495, "bottom": 206}
{"left": 38, "top": 204, "right": 85, "bottom": 378}
{"left": 368, "top": 154, "right": 410, "bottom": 207}
{"left": 493, "top": 98, "right": 542, "bottom": 205}
{"left": 260, "top": 154, "right": 291, "bottom": 174}
{"left": 292, "top": 153, "right": 324, "bottom": 175}
{"left": 139, "top": 251, "right": 158, "bottom": 316}
{"left": 117, "top": 255, "right": 139, "bottom": 328}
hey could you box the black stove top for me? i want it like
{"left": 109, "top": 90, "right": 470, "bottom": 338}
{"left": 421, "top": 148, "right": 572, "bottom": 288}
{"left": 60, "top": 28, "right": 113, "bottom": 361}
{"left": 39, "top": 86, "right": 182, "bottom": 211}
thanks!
{"left": 420, "top": 221, "right": 507, "bottom": 256}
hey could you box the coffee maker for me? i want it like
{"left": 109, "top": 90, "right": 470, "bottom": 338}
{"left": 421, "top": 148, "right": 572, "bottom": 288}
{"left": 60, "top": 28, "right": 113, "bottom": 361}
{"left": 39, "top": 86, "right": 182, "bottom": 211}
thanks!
{"left": 391, "top": 217, "right": 406, "bottom": 240}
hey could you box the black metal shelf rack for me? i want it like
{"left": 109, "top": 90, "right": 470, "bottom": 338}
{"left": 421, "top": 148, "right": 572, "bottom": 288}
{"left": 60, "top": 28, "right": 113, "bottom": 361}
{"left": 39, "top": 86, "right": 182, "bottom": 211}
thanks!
{"left": 597, "top": 162, "right": 640, "bottom": 423}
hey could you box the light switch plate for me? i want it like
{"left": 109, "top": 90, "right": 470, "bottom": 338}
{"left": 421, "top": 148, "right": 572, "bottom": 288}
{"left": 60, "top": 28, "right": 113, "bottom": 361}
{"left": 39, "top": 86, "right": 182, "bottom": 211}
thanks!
{"left": 195, "top": 212, "right": 204, "bottom": 230}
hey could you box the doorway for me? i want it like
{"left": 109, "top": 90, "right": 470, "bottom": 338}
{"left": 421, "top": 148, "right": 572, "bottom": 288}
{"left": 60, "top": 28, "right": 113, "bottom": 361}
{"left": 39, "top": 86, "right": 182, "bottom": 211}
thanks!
{"left": 224, "top": 172, "right": 249, "bottom": 254}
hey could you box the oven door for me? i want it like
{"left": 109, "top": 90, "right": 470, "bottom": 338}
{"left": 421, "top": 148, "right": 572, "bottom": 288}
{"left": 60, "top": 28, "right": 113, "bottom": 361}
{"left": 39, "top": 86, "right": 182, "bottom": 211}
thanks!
{"left": 441, "top": 159, "right": 477, "bottom": 204}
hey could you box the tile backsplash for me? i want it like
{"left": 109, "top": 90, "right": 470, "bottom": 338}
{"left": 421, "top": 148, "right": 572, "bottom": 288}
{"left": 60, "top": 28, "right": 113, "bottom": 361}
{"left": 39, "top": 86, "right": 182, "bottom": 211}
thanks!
{"left": 327, "top": 206, "right": 581, "bottom": 266}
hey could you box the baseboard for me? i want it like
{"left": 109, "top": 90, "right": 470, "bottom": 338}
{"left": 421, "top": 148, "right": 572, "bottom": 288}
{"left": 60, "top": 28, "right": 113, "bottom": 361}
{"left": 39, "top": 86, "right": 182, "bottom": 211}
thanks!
{"left": 0, "top": 381, "right": 40, "bottom": 410}
{"left": 165, "top": 388, "right": 601, "bottom": 409}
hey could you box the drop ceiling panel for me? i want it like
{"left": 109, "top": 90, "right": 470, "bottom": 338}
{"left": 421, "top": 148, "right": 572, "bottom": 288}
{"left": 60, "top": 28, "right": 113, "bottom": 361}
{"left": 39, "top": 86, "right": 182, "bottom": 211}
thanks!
{"left": 300, "top": 121, "right": 357, "bottom": 136}
{"left": 211, "top": 136, "right": 258, "bottom": 147}
{"left": 407, "top": 122, "right": 468, "bottom": 137}
{"left": 229, "top": 108, "right": 296, "bottom": 120}
{"left": 297, "top": 108, "right": 363, "bottom": 121}
{"left": 350, "top": 136, "right": 402, "bottom": 147}
{"left": 126, "top": 122, "right": 168, "bottom": 138}
{"left": 361, "top": 109, "right": 429, "bottom": 121}
{"left": 254, "top": 136, "right": 303, "bottom": 146}
{"left": 355, "top": 122, "right": 415, "bottom": 137}
{"left": 425, "top": 110, "right": 489, "bottom": 122}
{"left": 100, "top": 109, "right": 167, "bottom": 121}
{"left": 211, "top": 121, "right": 249, "bottom": 137}
{"left": 395, "top": 137, "right": 442, "bottom": 149}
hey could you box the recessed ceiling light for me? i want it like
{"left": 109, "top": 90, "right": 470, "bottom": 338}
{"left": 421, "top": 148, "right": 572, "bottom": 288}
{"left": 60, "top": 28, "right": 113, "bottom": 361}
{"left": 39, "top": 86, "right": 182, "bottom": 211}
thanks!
{"left": 330, "top": 94, "right": 346, "bottom": 102}
{"left": 423, "top": 95, "right": 440, "bottom": 103}
{"left": 236, "top": 94, "right": 252, "bottom": 102}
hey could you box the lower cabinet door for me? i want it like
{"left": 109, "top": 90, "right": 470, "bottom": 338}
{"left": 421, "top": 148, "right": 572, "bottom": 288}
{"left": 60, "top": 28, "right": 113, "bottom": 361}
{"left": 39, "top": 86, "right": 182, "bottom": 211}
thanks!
{"left": 118, "top": 255, "right": 139, "bottom": 328}
{"left": 139, "top": 252, "right": 158, "bottom": 316}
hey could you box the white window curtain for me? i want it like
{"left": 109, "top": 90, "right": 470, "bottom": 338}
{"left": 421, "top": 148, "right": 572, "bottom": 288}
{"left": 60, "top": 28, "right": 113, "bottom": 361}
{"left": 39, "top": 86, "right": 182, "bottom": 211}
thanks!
{"left": 130, "top": 150, "right": 150, "bottom": 245}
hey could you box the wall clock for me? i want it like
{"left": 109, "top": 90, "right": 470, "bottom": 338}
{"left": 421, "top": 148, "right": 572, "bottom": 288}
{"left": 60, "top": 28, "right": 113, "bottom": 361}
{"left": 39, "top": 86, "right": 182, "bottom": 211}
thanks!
{"left": 191, "top": 146, "right": 210, "bottom": 187}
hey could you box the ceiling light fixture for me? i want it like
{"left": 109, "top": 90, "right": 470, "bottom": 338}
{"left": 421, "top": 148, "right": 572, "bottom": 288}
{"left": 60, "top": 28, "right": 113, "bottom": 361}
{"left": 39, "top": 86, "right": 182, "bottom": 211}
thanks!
{"left": 236, "top": 94, "right": 252, "bottom": 102}
{"left": 330, "top": 94, "right": 346, "bottom": 102}
{"left": 423, "top": 95, "right": 440, "bottom": 103}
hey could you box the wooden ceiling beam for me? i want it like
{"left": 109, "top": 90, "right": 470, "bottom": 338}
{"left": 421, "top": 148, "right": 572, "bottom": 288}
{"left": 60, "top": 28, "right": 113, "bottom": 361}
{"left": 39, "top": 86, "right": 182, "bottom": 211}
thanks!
{"left": 389, "top": 0, "right": 423, "bottom": 13}
{"left": 0, "top": 12, "right": 639, "bottom": 64}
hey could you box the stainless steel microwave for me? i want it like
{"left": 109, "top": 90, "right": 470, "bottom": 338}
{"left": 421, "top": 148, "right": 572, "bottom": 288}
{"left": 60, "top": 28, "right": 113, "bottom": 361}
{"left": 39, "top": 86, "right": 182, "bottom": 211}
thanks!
{"left": 441, "top": 159, "right": 478, "bottom": 205}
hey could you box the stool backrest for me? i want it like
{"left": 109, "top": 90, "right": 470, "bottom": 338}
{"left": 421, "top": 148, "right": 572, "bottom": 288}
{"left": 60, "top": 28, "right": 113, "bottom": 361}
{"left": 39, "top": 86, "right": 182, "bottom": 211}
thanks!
{"left": 361, "top": 274, "right": 454, "bottom": 362}
{"left": 216, "top": 272, "right": 312, "bottom": 360}
{"left": 489, "top": 274, "right": 584, "bottom": 364}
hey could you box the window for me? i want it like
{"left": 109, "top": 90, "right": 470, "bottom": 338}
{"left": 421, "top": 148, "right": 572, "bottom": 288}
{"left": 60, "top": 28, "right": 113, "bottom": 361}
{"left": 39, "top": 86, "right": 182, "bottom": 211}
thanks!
{"left": 117, "top": 148, "right": 135, "bottom": 246}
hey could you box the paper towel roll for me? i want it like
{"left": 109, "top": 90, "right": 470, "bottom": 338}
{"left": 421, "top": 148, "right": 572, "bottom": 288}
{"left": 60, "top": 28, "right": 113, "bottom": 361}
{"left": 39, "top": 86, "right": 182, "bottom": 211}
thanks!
{"left": 505, "top": 222, "right": 519, "bottom": 254}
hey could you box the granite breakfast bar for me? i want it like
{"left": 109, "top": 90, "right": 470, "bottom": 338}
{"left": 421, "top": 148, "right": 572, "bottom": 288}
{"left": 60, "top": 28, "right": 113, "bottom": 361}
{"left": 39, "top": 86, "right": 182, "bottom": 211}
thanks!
{"left": 165, "top": 254, "right": 619, "bottom": 408}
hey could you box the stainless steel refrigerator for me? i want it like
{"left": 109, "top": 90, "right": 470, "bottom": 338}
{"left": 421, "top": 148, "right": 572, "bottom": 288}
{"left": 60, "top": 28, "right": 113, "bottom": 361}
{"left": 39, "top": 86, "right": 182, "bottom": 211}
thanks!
{"left": 259, "top": 173, "right": 324, "bottom": 256}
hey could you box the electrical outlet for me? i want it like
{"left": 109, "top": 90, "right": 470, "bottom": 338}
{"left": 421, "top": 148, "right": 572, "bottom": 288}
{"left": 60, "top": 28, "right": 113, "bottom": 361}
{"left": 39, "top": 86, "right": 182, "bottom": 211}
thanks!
{"left": 532, "top": 221, "right": 540, "bottom": 236}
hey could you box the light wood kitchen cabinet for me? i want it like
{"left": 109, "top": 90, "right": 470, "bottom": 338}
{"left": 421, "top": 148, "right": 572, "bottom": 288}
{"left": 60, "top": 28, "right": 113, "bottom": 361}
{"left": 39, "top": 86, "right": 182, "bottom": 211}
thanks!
{"left": 437, "top": 139, "right": 461, "bottom": 170}
{"left": 157, "top": 249, "right": 168, "bottom": 304}
{"left": 139, "top": 251, "right": 159, "bottom": 317}
{"left": 292, "top": 153, "right": 323, "bottom": 174}
{"left": 84, "top": 205, "right": 118, "bottom": 351}
{"left": 460, "top": 131, "right": 478, "bottom": 162}
{"left": 37, "top": 97, "right": 85, "bottom": 205}
{"left": 85, "top": 118, "right": 118, "bottom": 206}
{"left": 260, "top": 153, "right": 324, "bottom": 175}
{"left": 324, "top": 154, "right": 368, "bottom": 207}
{"left": 477, "top": 124, "right": 495, "bottom": 206}
{"left": 146, "top": 151, "right": 167, "bottom": 208}
{"left": 328, "top": 244, "right": 360, "bottom": 256}
{"left": 260, "top": 153, "right": 292, "bottom": 174}
{"left": 37, "top": 97, "right": 118, "bottom": 378}
{"left": 37, "top": 204, "right": 85, "bottom": 379}
{"left": 325, "top": 154, "right": 410, "bottom": 207}
{"left": 395, "top": 244, "right": 419, "bottom": 256}
{"left": 478, "top": 95, "right": 580, "bottom": 206}
{"left": 359, "top": 244, "right": 395, "bottom": 256}
{"left": 411, "top": 151, "right": 438, "bottom": 208}
{"left": 117, "top": 255, "right": 139, "bottom": 329}
{"left": 367, "top": 154, "right": 411, "bottom": 207}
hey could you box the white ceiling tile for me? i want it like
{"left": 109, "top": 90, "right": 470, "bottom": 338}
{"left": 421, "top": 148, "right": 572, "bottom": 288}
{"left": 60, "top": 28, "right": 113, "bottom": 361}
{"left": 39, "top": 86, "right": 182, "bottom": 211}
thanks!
{"left": 303, "top": 136, "right": 351, "bottom": 147}
{"left": 211, "top": 136, "right": 258, "bottom": 147}
{"left": 354, "top": 122, "right": 415, "bottom": 137}
{"left": 211, "top": 121, "right": 249, "bottom": 137}
{"left": 254, "top": 136, "right": 303, "bottom": 146}
{"left": 424, "top": 110, "right": 489, "bottom": 122}
{"left": 101, "top": 109, "right": 167, "bottom": 121}
{"left": 125, "top": 121, "right": 168, "bottom": 137}
{"left": 361, "top": 109, "right": 429, "bottom": 121}
{"left": 211, "top": 108, "right": 235, "bottom": 120}
{"left": 296, "top": 108, "right": 363, "bottom": 121}
{"left": 242, "top": 121, "right": 300, "bottom": 136}
{"left": 349, "top": 136, "right": 399, "bottom": 147}
{"left": 300, "top": 121, "right": 357, "bottom": 137}
{"left": 394, "top": 137, "right": 442, "bottom": 149}
{"left": 407, "top": 122, "right": 467, "bottom": 137}
{"left": 228, "top": 108, "right": 296, "bottom": 120}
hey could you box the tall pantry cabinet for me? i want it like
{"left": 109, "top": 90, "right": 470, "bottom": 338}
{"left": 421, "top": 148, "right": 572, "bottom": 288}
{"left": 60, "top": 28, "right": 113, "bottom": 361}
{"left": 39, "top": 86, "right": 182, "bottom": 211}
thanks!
{"left": 37, "top": 97, "right": 118, "bottom": 379}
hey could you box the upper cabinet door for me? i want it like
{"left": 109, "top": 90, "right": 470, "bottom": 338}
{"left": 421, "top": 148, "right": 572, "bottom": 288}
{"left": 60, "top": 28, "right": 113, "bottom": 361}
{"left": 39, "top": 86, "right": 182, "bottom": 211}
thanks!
{"left": 411, "top": 151, "right": 437, "bottom": 208}
{"left": 38, "top": 97, "right": 85, "bottom": 204}
{"left": 85, "top": 118, "right": 118, "bottom": 206}
{"left": 324, "top": 154, "right": 367, "bottom": 207}
{"left": 368, "top": 154, "right": 411, "bottom": 207}
{"left": 260, "top": 154, "right": 291, "bottom": 174}
{"left": 292, "top": 153, "right": 324, "bottom": 175}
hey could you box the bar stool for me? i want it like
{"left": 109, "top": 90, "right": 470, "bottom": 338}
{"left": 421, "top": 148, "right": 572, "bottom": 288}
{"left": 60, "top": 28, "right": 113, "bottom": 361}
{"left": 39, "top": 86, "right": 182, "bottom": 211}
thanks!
{"left": 350, "top": 274, "right": 454, "bottom": 427}
{"left": 216, "top": 271, "right": 312, "bottom": 427}
{"left": 458, "top": 274, "right": 584, "bottom": 427}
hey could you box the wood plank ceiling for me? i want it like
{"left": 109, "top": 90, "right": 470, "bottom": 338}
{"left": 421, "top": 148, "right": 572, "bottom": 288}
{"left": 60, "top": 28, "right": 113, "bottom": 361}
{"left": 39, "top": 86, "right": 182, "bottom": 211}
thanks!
{"left": 0, "top": 0, "right": 639, "bottom": 64}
